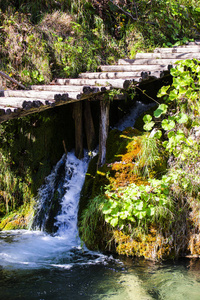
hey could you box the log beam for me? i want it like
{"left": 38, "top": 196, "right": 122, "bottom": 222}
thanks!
{"left": 84, "top": 100, "right": 96, "bottom": 151}
{"left": 98, "top": 98, "right": 110, "bottom": 168}
{"left": 73, "top": 102, "right": 83, "bottom": 159}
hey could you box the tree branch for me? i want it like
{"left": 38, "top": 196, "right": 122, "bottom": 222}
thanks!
{"left": 0, "top": 71, "right": 26, "bottom": 90}
{"left": 109, "top": 0, "right": 156, "bottom": 25}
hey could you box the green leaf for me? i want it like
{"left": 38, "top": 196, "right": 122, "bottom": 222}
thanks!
{"left": 110, "top": 217, "right": 119, "bottom": 227}
{"left": 137, "top": 211, "right": 146, "bottom": 219}
{"left": 177, "top": 113, "right": 188, "bottom": 124}
{"left": 146, "top": 207, "right": 155, "bottom": 217}
{"left": 102, "top": 207, "right": 112, "bottom": 214}
{"left": 135, "top": 201, "right": 144, "bottom": 210}
{"left": 128, "top": 216, "right": 136, "bottom": 222}
{"left": 168, "top": 131, "right": 175, "bottom": 138}
{"left": 143, "top": 121, "right": 155, "bottom": 131}
{"left": 154, "top": 104, "right": 168, "bottom": 118}
{"left": 161, "top": 119, "right": 175, "bottom": 130}
{"left": 170, "top": 68, "right": 179, "bottom": 77}
{"left": 157, "top": 85, "right": 170, "bottom": 98}
{"left": 151, "top": 129, "right": 162, "bottom": 139}
{"left": 168, "top": 89, "right": 178, "bottom": 101}
{"left": 119, "top": 211, "right": 129, "bottom": 220}
{"left": 143, "top": 114, "right": 152, "bottom": 123}
{"left": 162, "top": 141, "right": 168, "bottom": 148}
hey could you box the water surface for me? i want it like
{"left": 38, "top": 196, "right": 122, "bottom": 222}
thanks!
{"left": 0, "top": 230, "right": 200, "bottom": 300}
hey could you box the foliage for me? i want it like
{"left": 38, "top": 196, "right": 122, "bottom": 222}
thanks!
{"left": 0, "top": 200, "right": 35, "bottom": 230}
{"left": 143, "top": 59, "right": 200, "bottom": 185}
{"left": 80, "top": 59, "right": 200, "bottom": 259}
{"left": 113, "top": 229, "right": 174, "bottom": 260}
{"left": 102, "top": 178, "right": 174, "bottom": 231}
{"left": 0, "top": 5, "right": 124, "bottom": 86}
{"left": 0, "top": 0, "right": 200, "bottom": 87}
{"left": 141, "top": 59, "right": 200, "bottom": 257}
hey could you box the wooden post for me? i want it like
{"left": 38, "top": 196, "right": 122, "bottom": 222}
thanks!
{"left": 84, "top": 100, "right": 96, "bottom": 151}
{"left": 73, "top": 102, "right": 83, "bottom": 159}
{"left": 98, "top": 98, "right": 110, "bottom": 168}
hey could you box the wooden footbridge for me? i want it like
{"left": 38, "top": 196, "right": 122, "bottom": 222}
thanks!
{"left": 0, "top": 42, "right": 200, "bottom": 162}
{"left": 1, "top": 42, "right": 200, "bottom": 124}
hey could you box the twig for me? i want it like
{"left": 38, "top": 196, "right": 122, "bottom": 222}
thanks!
{"left": 109, "top": 0, "right": 155, "bottom": 25}
{"left": 0, "top": 71, "right": 26, "bottom": 90}
{"left": 133, "top": 0, "right": 138, "bottom": 19}
{"left": 135, "top": 86, "right": 159, "bottom": 104}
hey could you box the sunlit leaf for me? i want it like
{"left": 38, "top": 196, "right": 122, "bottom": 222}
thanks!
{"left": 110, "top": 217, "right": 118, "bottom": 227}
{"left": 143, "top": 114, "right": 152, "bottom": 123}
{"left": 154, "top": 104, "right": 168, "bottom": 118}
{"left": 143, "top": 121, "right": 155, "bottom": 131}
{"left": 161, "top": 119, "right": 175, "bottom": 130}
{"left": 157, "top": 85, "right": 170, "bottom": 98}
{"left": 177, "top": 113, "right": 188, "bottom": 124}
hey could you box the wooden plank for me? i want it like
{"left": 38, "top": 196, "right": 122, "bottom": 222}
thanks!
{"left": 187, "top": 41, "right": 200, "bottom": 45}
{"left": 135, "top": 52, "right": 200, "bottom": 59}
{"left": 52, "top": 78, "right": 132, "bottom": 89}
{"left": 3, "top": 90, "right": 68, "bottom": 100}
{"left": 100, "top": 65, "right": 170, "bottom": 72}
{"left": 118, "top": 58, "right": 184, "bottom": 65}
{"left": 173, "top": 44, "right": 200, "bottom": 48}
{"left": 79, "top": 72, "right": 141, "bottom": 79}
{"left": 2, "top": 90, "right": 93, "bottom": 101}
{"left": 0, "top": 96, "right": 87, "bottom": 124}
{"left": 84, "top": 100, "right": 96, "bottom": 151}
{"left": 79, "top": 71, "right": 168, "bottom": 80}
{"left": 154, "top": 47, "right": 200, "bottom": 53}
{"left": 0, "top": 97, "right": 49, "bottom": 108}
{"left": 30, "top": 85, "right": 89, "bottom": 92}
{"left": 0, "top": 106, "right": 14, "bottom": 113}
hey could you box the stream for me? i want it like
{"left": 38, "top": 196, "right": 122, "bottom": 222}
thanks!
{"left": 1, "top": 102, "right": 200, "bottom": 299}
{"left": 1, "top": 229, "right": 200, "bottom": 300}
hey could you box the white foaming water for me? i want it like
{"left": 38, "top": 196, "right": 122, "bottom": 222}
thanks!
{"left": 0, "top": 151, "right": 112, "bottom": 269}
{"left": 54, "top": 152, "right": 89, "bottom": 239}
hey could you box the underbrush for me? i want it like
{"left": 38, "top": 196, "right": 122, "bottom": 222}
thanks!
{"left": 79, "top": 59, "right": 200, "bottom": 260}
{"left": 0, "top": 0, "right": 199, "bottom": 86}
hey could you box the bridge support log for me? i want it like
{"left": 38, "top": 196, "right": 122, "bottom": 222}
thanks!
{"left": 98, "top": 99, "right": 110, "bottom": 168}
{"left": 73, "top": 102, "right": 83, "bottom": 159}
{"left": 84, "top": 100, "right": 96, "bottom": 151}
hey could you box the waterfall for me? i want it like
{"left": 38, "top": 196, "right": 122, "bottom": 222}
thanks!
{"left": 32, "top": 151, "right": 90, "bottom": 243}
{"left": 32, "top": 101, "right": 155, "bottom": 236}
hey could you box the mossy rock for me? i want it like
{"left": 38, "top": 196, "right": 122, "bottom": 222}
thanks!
{"left": 79, "top": 195, "right": 114, "bottom": 252}
{"left": 0, "top": 201, "right": 34, "bottom": 231}
{"left": 78, "top": 155, "right": 110, "bottom": 222}
{"left": 106, "top": 127, "right": 142, "bottom": 163}
{"left": 106, "top": 129, "right": 127, "bottom": 163}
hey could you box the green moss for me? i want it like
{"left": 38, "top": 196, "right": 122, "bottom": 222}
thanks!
{"left": 78, "top": 155, "right": 110, "bottom": 223}
{"left": 106, "top": 129, "right": 127, "bottom": 163}
{"left": 0, "top": 200, "right": 35, "bottom": 230}
{"left": 79, "top": 195, "right": 114, "bottom": 251}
